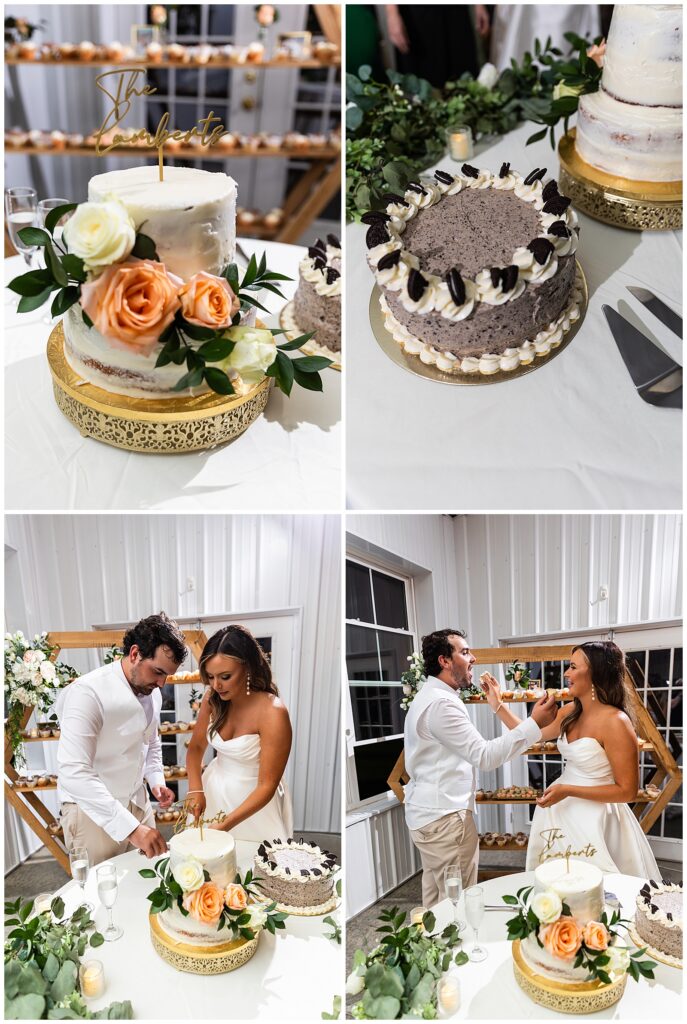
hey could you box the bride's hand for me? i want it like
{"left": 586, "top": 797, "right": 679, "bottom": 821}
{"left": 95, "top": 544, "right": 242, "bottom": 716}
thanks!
{"left": 480, "top": 672, "right": 502, "bottom": 711}
{"left": 184, "top": 793, "right": 206, "bottom": 822}
{"left": 536, "top": 784, "right": 568, "bottom": 808}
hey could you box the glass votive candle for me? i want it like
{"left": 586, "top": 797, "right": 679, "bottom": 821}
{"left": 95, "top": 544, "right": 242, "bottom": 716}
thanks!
{"left": 33, "top": 892, "right": 53, "bottom": 915}
{"left": 437, "top": 974, "right": 461, "bottom": 1017}
{"left": 446, "top": 124, "right": 474, "bottom": 161}
{"left": 79, "top": 960, "right": 105, "bottom": 999}
{"left": 410, "top": 905, "right": 426, "bottom": 926}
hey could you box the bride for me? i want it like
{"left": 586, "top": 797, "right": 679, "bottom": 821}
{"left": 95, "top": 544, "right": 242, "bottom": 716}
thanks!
{"left": 185, "top": 625, "right": 293, "bottom": 841}
{"left": 482, "top": 642, "right": 660, "bottom": 876}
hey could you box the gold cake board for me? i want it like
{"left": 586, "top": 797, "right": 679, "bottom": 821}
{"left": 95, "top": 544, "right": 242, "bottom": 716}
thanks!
{"left": 512, "top": 940, "right": 628, "bottom": 1015}
{"left": 279, "top": 300, "right": 342, "bottom": 371}
{"left": 149, "top": 912, "right": 259, "bottom": 975}
{"left": 558, "top": 129, "right": 682, "bottom": 232}
{"left": 369, "top": 261, "right": 588, "bottom": 386}
{"left": 47, "top": 321, "right": 271, "bottom": 454}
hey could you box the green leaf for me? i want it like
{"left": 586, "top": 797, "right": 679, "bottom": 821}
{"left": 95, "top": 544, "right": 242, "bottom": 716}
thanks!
{"left": 42, "top": 238, "right": 68, "bottom": 287}
{"left": 17, "top": 286, "right": 53, "bottom": 313}
{"left": 266, "top": 349, "right": 294, "bottom": 396}
{"left": 223, "top": 262, "right": 240, "bottom": 293}
{"left": 502, "top": 894, "right": 519, "bottom": 905}
{"left": 172, "top": 366, "right": 205, "bottom": 392}
{"left": 131, "top": 232, "right": 159, "bottom": 261}
{"left": 198, "top": 337, "right": 236, "bottom": 361}
{"left": 203, "top": 367, "right": 235, "bottom": 395}
{"left": 17, "top": 226, "right": 51, "bottom": 247}
{"left": 241, "top": 254, "right": 259, "bottom": 289}
{"left": 292, "top": 355, "right": 332, "bottom": 373}
{"left": 61, "top": 253, "right": 87, "bottom": 282}
{"left": 51, "top": 897, "right": 65, "bottom": 920}
{"left": 50, "top": 960, "right": 77, "bottom": 1002}
{"left": 454, "top": 950, "right": 469, "bottom": 966}
{"left": 138, "top": 868, "right": 157, "bottom": 878}
{"left": 346, "top": 106, "right": 364, "bottom": 131}
{"left": 42, "top": 951, "right": 60, "bottom": 983}
{"left": 5, "top": 993, "right": 46, "bottom": 1019}
{"left": 526, "top": 127, "right": 548, "bottom": 145}
{"left": 51, "top": 286, "right": 80, "bottom": 318}
{"left": 8, "top": 268, "right": 54, "bottom": 296}
{"left": 89, "top": 931, "right": 105, "bottom": 947}
{"left": 178, "top": 318, "right": 217, "bottom": 342}
{"left": 45, "top": 203, "right": 78, "bottom": 236}
{"left": 293, "top": 365, "right": 324, "bottom": 392}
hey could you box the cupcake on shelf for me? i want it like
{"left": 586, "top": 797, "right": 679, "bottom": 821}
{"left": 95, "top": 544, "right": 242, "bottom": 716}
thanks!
{"left": 18, "top": 41, "right": 37, "bottom": 59}
{"left": 515, "top": 832, "right": 528, "bottom": 847}
{"left": 105, "top": 41, "right": 125, "bottom": 61}
{"left": 165, "top": 43, "right": 186, "bottom": 63}
{"left": 67, "top": 132, "right": 84, "bottom": 148}
{"left": 218, "top": 132, "right": 238, "bottom": 151}
{"left": 313, "top": 41, "right": 338, "bottom": 63}
{"left": 77, "top": 41, "right": 96, "bottom": 61}
{"left": 273, "top": 45, "right": 290, "bottom": 62}
{"left": 146, "top": 41, "right": 163, "bottom": 63}
{"left": 58, "top": 43, "right": 77, "bottom": 60}
{"left": 49, "top": 131, "right": 67, "bottom": 150}
{"left": 496, "top": 834, "right": 508, "bottom": 848}
{"left": 246, "top": 42, "right": 264, "bottom": 63}
{"left": 483, "top": 832, "right": 496, "bottom": 846}
{"left": 263, "top": 208, "right": 283, "bottom": 230}
{"left": 6, "top": 129, "right": 28, "bottom": 148}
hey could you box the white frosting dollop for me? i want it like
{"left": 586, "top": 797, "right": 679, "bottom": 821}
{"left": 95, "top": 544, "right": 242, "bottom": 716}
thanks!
{"left": 474, "top": 268, "right": 526, "bottom": 305}
{"left": 299, "top": 244, "right": 341, "bottom": 296}
{"left": 375, "top": 251, "right": 418, "bottom": 291}
{"left": 433, "top": 174, "right": 466, "bottom": 196}
{"left": 492, "top": 172, "right": 519, "bottom": 190}
{"left": 404, "top": 182, "right": 442, "bottom": 208}
{"left": 433, "top": 277, "right": 477, "bottom": 321}
{"left": 464, "top": 168, "right": 493, "bottom": 190}
{"left": 512, "top": 245, "right": 559, "bottom": 283}
{"left": 400, "top": 272, "right": 439, "bottom": 313}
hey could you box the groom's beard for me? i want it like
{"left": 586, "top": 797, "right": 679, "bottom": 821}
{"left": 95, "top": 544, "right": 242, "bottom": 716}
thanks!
{"left": 450, "top": 664, "right": 471, "bottom": 689}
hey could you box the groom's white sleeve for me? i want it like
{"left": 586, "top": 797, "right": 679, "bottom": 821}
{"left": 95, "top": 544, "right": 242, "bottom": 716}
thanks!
{"left": 144, "top": 726, "right": 165, "bottom": 791}
{"left": 422, "top": 702, "right": 541, "bottom": 771}
{"left": 57, "top": 686, "right": 140, "bottom": 842}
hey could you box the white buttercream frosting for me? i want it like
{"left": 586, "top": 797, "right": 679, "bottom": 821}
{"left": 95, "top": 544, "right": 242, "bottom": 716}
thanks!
{"left": 299, "top": 244, "right": 341, "bottom": 296}
{"left": 474, "top": 268, "right": 527, "bottom": 305}
{"left": 512, "top": 245, "right": 559, "bottom": 282}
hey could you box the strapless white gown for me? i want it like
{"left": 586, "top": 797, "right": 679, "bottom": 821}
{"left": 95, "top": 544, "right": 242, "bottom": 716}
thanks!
{"left": 526, "top": 734, "right": 660, "bottom": 876}
{"left": 201, "top": 732, "right": 293, "bottom": 842}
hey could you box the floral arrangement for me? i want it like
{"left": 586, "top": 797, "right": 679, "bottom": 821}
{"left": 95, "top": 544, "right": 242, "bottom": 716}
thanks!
{"left": 188, "top": 685, "right": 203, "bottom": 712}
{"left": 139, "top": 858, "right": 287, "bottom": 940}
{"left": 8, "top": 202, "right": 331, "bottom": 397}
{"left": 4, "top": 15, "right": 45, "bottom": 44}
{"left": 4, "top": 894, "right": 133, "bottom": 1019}
{"left": 505, "top": 662, "right": 532, "bottom": 689}
{"left": 4, "top": 631, "right": 78, "bottom": 768}
{"left": 103, "top": 644, "right": 123, "bottom": 664}
{"left": 523, "top": 33, "right": 604, "bottom": 146}
{"left": 503, "top": 884, "right": 657, "bottom": 984}
{"left": 400, "top": 651, "right": 426, "bottom": 710}
{"left": 346, "top": 906, "right": 467, "bottom": 1019}
{"left": 255, "top": 5, "right": 279, "bottom": 28}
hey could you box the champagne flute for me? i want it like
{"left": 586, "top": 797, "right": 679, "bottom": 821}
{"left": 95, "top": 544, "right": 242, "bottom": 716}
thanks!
{"left": 5, "top": 186, "right": 37, "bottom": 306}
{"left": 69, "top": 846, "right": 94, "bottom": 912}
{"left": 96, "top": 863, "right": 123, "bottom": 941}
{"left": 465, "top": 885, "right": 487, "bottom": 962}
{"left": 445, "top": 864, "right": 466, "bottom": 930}
{"left": 37, "top": 198, "right": 71, "bottom": 324}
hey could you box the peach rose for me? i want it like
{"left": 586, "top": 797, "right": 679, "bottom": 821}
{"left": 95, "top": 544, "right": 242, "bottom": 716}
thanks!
{"left": 80, "top": 258, "right": 182, "bottom": 356}
{"left": 540, "top": 916, "right": 583, "bottom": 961}
{"left": 178, "top": 272, "right": 239, "bottom": 330}
{"left": 587, "top": 41, "right": 606, "bottom": 67}
{"left": 583, "top": 921, "right": 609, "bottom": 951}
{"left": 182, "top": 881, "right": 224, "bottom": 926}
{"left": 224, "top": 883, "right": 248, "bottom": 911}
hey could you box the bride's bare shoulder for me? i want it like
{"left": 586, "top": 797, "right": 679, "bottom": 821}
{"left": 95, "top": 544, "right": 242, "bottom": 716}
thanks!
{"left": 261, "top": 692, "right": 290, "bottom": 718}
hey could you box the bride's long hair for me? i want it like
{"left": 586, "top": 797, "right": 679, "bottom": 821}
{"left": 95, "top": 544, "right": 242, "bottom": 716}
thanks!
{"left": 559, "top": 641, "right": 635, "bottom": 739}
{"left": 199, "top": 625, "right": 278, "bottom": 740}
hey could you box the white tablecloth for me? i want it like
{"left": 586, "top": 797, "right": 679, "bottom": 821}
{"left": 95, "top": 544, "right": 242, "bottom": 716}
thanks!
{"left": 4, "top": 242, "right": 341, "bottom": 510}
{"left": 55, "top": 843, "right": 341, "bottom": 1019}
{"left": 346, "top": 120, "right": 682, "bottom": 510}
{"left": 431, "top": 872, "right": 682, "bottom": 1019}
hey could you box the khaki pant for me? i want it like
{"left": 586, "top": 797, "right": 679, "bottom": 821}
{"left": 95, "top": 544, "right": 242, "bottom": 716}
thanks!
{"left": 409, "top": 809, "right": 479, "bottom": 909}
{"left": 61, "top": 799, "right": 155, "bottom": 867}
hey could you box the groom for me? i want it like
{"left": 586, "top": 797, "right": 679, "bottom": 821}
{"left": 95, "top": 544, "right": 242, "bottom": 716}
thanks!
{"left": 57, "top": 612, "right": 188, "bottom": 866}
{"left": 404, "top": 628, "right": 558, "bottom": 908}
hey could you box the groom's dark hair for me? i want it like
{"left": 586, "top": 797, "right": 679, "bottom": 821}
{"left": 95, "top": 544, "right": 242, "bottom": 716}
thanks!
{"left": 422, "top": 628, "right": 467, "bottom": 677}
{"left": 122, "top": 612, "right": 187, "bottom": 665}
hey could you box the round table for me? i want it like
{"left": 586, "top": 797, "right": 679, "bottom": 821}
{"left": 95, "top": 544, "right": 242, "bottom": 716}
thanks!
{"left": 430, "top": 871, "right": 682, "bottom": 1019}
{"left": 4, "top": 240, "right": 341, "bottom": 510}
{"left": 55, "top": 842, "right": 341, "bottom": 1019}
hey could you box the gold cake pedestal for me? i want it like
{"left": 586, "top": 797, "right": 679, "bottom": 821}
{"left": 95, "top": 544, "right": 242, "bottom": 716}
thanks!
{"left": 149, "top": 912, "right": 259, "bottom": 975}
{"left": 512, "top": 940, "right": 628, "bottom": 1015}
{"left": 558, "top": 129, "right": 682, "bottom": 231}
{"left": 47, "top": 322, "right": 271, "bottom": 454}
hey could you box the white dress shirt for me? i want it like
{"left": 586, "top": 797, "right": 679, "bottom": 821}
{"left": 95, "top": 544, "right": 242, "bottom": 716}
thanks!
{"left": 57, "top": 660, "right": 165, "bottom": 842}
{"left": 404, "top": 675, "right": 542, "bottom": 829}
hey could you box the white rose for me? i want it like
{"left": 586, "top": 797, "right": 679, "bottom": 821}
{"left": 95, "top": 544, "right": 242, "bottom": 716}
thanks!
{"left": 63, "top": 200, "right": 136, "bottom": 272}
{"left": 172, "top": 856, "right": 205, "bottom": 893}
{"left": 402, "top": 684, "right": 412, "bottom": 695}
{"left": 605, "top": 944, "right": 630, "bottom": 974}
{"left": 552, "top": 81, "right": 584, "bottom": 101}
{"left": 39, "top": 660, "right": 56, "bottom": 681}
{"left": 223, "top": 326, "right": 277, "bottom": 386}
{"left": 477, "top": 62, "right": 499, "bottom": 89}
{"left": 345, "top": 971, "right": 365, "bottom": 996}
{"left": 246, "top": 904, "right": 267, "bottom": 930}
{"left": 530, "top": 889, "right": 562, "bottom": 924}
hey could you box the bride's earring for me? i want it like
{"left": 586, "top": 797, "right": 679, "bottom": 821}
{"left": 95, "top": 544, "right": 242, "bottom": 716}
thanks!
{"left": 246, "top": 674, "right": 251, "bottom": 696}
{"left": 591, "top": 684, "right": 596, "bottom": 701}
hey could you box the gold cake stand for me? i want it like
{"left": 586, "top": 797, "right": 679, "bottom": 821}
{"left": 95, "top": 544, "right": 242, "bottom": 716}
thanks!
{"left": 512, "top": 940, "right": 628, "bottom": 1014}
{"left": 369, "top": 261, "right": 588, "bottom": 386}
{"left": 47, "top": 321, "right": 271, "bottom": 454}
{"left": 149, "top": 913, "right": 259, "bottom": 975}
{"left": 558, "top": 129, "right": 682, "bottom": 231}
{"left": 279, "top": 300, "right": 342, "bottom": 371}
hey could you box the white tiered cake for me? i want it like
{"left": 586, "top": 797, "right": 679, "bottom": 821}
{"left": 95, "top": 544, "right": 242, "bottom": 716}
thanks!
{"left": 575, "top": 4, "right": 682, "bottom": 182}
{"left": 157, "top": 828, "right": 236, "bottom": 945}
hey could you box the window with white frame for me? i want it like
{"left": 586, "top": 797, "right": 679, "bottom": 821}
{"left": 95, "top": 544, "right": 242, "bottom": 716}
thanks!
{"left": 346, "top": 558, "right": 416, "bottom": 803}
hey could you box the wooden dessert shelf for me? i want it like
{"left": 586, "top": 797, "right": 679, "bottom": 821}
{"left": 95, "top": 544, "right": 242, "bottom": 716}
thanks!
{"left": 7, "top": 143, "right": 341, "bottom": 160}
{"left": 387, "top": 643, "right": 682, "bottom": 852}
{"left": 4, "top": 629, "right": 208, "bottom": 875}
{"left": 5, "top": 58, "right": 340, "bottom": 69}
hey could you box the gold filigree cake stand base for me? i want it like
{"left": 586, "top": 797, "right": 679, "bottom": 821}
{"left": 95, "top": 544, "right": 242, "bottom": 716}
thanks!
{"left": 47, "top": 322, "right": 271, "bottom": 453}
{"left": 149, "top": 913, "right": 259, "bottom": 975}
{"left": 369, "top": 261, "right": 588, "bottom": 386}
{"left": 279, "top": 300, "right": 342, "bottom": 371}
{"left": 512, "top": 940, "right": 628, "bottom": 1014}
{"left": 558, "top": 129, "right": 682, "bottom": 231}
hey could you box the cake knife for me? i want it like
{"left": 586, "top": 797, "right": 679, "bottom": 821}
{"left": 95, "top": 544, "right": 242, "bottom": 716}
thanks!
{"left": 602, "top": 305, "right": 682, "bottom": 408}
{"left": 626, "top": 286, "right": 682, "bottom": 339}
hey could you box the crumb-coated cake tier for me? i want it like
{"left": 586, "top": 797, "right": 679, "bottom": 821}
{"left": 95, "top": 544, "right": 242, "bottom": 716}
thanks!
{"left": 292, "top": 235, "right": 341, "bottom": 352}
{"left": 253, "top": 838, "right": 338, "bottom": 912}
{"left": 365, "top": 163, "right": 580, "bottom": 375}
{"left": 158, "top": 828, "right": 237, "bottom": 945}
{"left": 634, "top": 879, "right": 683, "bottom": 961}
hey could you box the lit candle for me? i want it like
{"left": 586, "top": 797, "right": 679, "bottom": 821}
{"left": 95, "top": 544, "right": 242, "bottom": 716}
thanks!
{"left": 33, "top": 892, "right": 53, "bottom": 915}
{"left": 437, "top": 975, "right": 461, "bottom": 1016}
{"left": 446, "top": 125, "right": 473, "bottom": 162}
{"left": 79, "top": 960, "right": 105, "bottom": 999}
{"left": 410, "top": 906, "right": 426, "bottom": 926}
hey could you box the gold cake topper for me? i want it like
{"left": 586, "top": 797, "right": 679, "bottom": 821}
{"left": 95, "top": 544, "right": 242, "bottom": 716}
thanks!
{"left": 173, "top": 807, "right": 229, "bottom": 841}
{"left": 537, "top": 828, "right": 597, "bottom": 866}
{"left": 93, "top": 68, "right": 228, "bottom": 180}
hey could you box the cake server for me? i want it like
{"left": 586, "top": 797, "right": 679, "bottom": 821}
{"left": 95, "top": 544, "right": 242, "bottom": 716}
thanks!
{"left": 626, "top": 286, "right": 683, "bottom": 339}
{"left": 602, "top": 305, "right": 682, "bottom": 408}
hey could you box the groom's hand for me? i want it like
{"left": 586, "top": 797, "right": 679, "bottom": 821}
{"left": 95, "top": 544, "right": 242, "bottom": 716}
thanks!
{"left": 531, "top": 693, "right": 558, "bottom": 728}
{"left": 128, "top": 823, "right": 168, "bottom": 858}
{"left": 152, "top": 785, "right": 175, "bottom": 809}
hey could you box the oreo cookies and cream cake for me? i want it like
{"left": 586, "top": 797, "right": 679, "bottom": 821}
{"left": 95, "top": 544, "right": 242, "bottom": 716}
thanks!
{"left": 365, "top": 163, "right": 583, "bottom": 375}
{"left": 254, "top": 838, "right": 338, "bottom": 915}
{"left": 289, "top": 235, "right": 342, "bottom": 354}
{"left": 634, "top": 878, "right": 683, "bottom": 964}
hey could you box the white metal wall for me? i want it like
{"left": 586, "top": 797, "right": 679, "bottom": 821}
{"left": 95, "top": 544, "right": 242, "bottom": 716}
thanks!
{"left": 5, "top": 514, "right": 341, "bottom": 870}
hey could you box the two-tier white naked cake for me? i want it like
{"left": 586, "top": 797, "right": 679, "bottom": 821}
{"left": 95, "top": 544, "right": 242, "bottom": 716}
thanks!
{"left": 575, "top": 4, "right": 682, "bottom": 182}
{"left": 157, "top": 827, "right": 237, "bottom": 945}
{"left": 62, "top": 165, "right": 247, "bottom": 398}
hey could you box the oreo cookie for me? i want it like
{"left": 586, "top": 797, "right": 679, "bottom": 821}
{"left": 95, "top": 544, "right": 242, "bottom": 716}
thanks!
{"left": 325, "top": 267, "right": 340, "bottom": 285}
{"left": 382, "top": 192, "right": 409, "bottom": 207}
{"left": 326, "top": 233, "right": 341, "bottom": 248}
{"left": 407, "top": 181, "right": 427, "bottom": 195}
{"left": 407, "top": 268, "right": 428, "bottom": 302}
{"left": 542, "top": 179, "right": 559, "bottom": 203}
{"left": 490, "top": 267, "right": 501, "bottom": 289}
{"left": 366, "top": 222, "right": 389, "bottom": 249}
{"left": 527, "top": 237, "right": 555, "bottom": 265}
{"left": 308, "top": 245, "right": 327, "bottom": 261}
{"left": 500, "top": 265, "right": 519, "bottom": 292}
{"left": 360, "top": 211, "right": 391, "bottom": 225}
{"left": 547, "top": 220, "right": 571, "bottom": 239}
{"left": 446, "top": 267, "right": 466, "bottom": 306}
{"left": 523, "top": 167, "right": 547, "bottom": 186}
{"left": 461, "top": 163, "right": 480, "bottom": 178}
{"left": 376, "top": 249, "right": 401, "bottom": 271}
{"left": 435, "top": 170, "right": 454, "bottom": 185}
{"left": 499, "top": 162, "right": 511, "bottom": 178}
{"left": 543, "top": 194, "right": 571, "bottom": 216}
